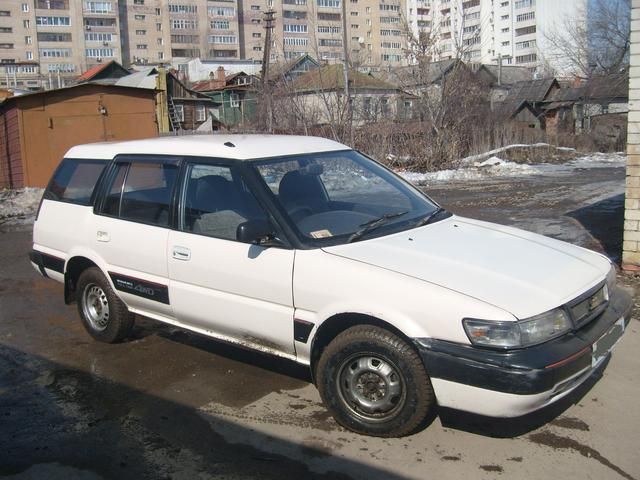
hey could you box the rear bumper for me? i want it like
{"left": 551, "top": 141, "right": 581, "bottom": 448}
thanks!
{"left": 415, "top": 285, "right": 633, "bottom": 417}
{"left": 30, "top": 249, "right": 65, "bottom": 279}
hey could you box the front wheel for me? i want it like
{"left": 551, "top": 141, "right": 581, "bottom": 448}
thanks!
{"left": 316, "top": 325, "right": 436, "bottom": 437}
{"left": 76, "top": 267, "right": 134, "bottom": 343}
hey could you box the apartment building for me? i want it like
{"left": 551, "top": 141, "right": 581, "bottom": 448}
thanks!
{"left": 406, "top": 0, "right": 586, "bottom": 73}
{"left": 0, "top": 0, "right": 122, "bottom": 89}
{"left": 1, "top": 0, "right": 406, "bottom": 90}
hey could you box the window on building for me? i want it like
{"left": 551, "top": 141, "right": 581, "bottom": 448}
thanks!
{"left": 515, "top": 25, "right": 536, "bottom": 36}
{"left": 251, "top": 5, "right": 261, "bottom": 9}
{"left": 252, "top": 32, "right": 261, "bottom": 37}
{"left": 21, "top": 4, "right": 29, "bottom": 12}
{"left": 196, "top": 105, "right": 207, "bottom": 122}
{"left": 208, "top": 35, "right": 237, "bottom": 44}
{"left": 208, "top": 7, "right": 235, "bottom": 16}
{"left": 85, "top": 48, "right": 114, "bottom": 58}
{"left": 155, "top": 7, "right": 160, "bottom": 15}
{"left": 515, "top": 53, "right": 537, "bottom": 63}
{"left": 174, "top": 104, "right": 184, "bottom": 121}
{"left": 23, "top": 20, "right": 30, "bottom": 28}
{"left": 36, "top": 16, "right": 71, "bottom": 26}
{"left": 168, "top": 4, "right": 197, "bottom": 14}
{"left": 158, "top": 52, "right": 164, "bottom": 59}
{"left": 134, "top": 14, "right": 145, "bottom": 20}
{"left": 38, "top": 32, "right": 73, "bottom": 41}
{"left": 211, "top": 20, "right": 230, "bottom": 29}
{"left": 229, "top": 93, "right": 240, "bottom": 107}
{"left": 25, "top": 35, "right": 32, "bottom": 44}
{"left": 84, "top": 2, "right": 113, "bottom": 14}
{"left": 516, "top": 11, "right": 535, "bottom": 22}
{"left": 136, "top": 44, "right": 147, "bottom": 49}
{"left": 283, "top": 24, "right": 308, "bottom": 33}
{"left": 26, "top": 51, "right": 33, "bottom": 59}
{"left": 514, "top": 0, "right": 535, "bottom": 8}
{"left": 171, "top": 19, "right": 197, "bottom": 29}
{"left": 318, "top": 0, "right": 341, "bottom": 7}
{"left": 136, "top": 29, "right": 146, "bottom": 35}
{"left": 134, "top": 0, "right": 144, "bottom": 4}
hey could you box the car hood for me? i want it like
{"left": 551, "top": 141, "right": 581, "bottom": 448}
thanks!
{"left": 322, "top": 216, "right": 611, "bottom": 319}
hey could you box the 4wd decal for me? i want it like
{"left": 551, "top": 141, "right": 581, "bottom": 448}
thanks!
{"left": 108, "top": 272, "right": 170, "bottom": 305}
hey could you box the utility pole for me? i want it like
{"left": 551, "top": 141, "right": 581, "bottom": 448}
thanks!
{"left": 340, "top": 0, "right": 352, "bottom": 143}
{"left": 261, "top": 9, "right": 276, "bottom": 133}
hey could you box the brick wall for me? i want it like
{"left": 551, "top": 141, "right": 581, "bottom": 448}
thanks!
{"left": 623, "top": 1, "right": 640, "bottom": 267}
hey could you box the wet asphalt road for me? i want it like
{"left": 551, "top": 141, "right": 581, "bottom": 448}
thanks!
{"left": 1, "top": 165, "right": 639, "bottom": 479}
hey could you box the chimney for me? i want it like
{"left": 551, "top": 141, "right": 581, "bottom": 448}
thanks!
{"left": 216, "top": 66, "right": 226, "bottom": 82}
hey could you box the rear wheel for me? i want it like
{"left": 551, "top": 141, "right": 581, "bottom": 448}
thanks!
{"left": 317, "top": 325, "right": 435, "bottom": 437}
{"left": 76, "top": 267, "right": 134, "bottom": 343}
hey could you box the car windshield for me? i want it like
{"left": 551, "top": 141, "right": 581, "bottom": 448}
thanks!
{"left": 253, "top": 150, "right": 443, "bottom": 246}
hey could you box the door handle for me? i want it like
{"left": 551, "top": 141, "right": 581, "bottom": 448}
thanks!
{"left": 172, "top": 246, "right": 191, "bottom": 261}
{"left": 97, "top": 231, "right": 110, "bottom": 242}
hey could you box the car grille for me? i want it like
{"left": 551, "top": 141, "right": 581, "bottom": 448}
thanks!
{"left": 569, "top": 284, "right": 608, "bottom": 329}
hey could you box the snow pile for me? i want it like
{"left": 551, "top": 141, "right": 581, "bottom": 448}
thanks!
{"left": 460, "top": 143, "right": 561, "bottom": 165}
{"left": 0, "top": 187, "right": 44, "bottom": 226}
{"left": 399, "top": 151, "right": 626, "bottom": 185}
{"left": 399, "top": 156, "right": 542, "bottom": 184}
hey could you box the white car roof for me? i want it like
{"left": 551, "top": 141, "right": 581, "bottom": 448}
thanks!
{"left": 64, "top": 134, "right": 349, "bottom": 161}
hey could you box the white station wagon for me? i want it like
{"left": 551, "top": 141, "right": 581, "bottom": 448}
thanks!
{"left": 31, "top": 135, "right": 632, "bottom": 437}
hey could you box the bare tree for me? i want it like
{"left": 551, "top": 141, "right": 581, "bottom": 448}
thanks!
{"left": 541, "top": 0, "right": 630, "bottom": 79}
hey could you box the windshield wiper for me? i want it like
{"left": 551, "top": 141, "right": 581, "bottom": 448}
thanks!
{"left": 414, "top": 206, "right": 446, "bottom": 228}
{"left": 348, "top": 211, "right": 409, "bottom": 243}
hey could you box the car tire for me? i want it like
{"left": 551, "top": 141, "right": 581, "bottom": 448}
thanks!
{"left": 317, "top": 325, "right": 435, "bottom": 437}
{"left": 76, "top": 267, "right": 134, "bottom": 343}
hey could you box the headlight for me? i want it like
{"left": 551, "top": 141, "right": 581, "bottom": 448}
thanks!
{"left": 463, "top": 307, "right": 572, "bottom": 349}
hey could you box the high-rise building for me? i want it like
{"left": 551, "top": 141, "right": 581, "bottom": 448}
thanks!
{"left": 0, "top": 0, "right": 122, "bottom": 89}
{"left": 0, "top": 0, "right": 407, "bottom": 90}
{"left": 405, "top": 0, "right": 587, "bottom": 74}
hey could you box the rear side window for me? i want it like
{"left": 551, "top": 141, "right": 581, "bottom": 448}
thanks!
{"left": 101, "top": 161, "right": 178, "bottom": 228}
{"left": 45, "top": 159, "right": 106, "bottom": 205}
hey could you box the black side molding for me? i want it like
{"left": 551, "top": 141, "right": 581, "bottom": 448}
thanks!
{"left": 30, "top": 250, "right": 65, "bottom": 277}
{"left": 108, "top": 272, "right": 170, "bottom": 305}
{"left": 294, "top": 318, "right": 314, "bottom": 343}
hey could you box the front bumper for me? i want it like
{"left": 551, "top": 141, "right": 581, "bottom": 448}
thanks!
{"left": 415, "top": 285, "right": 633, "bottom": 417}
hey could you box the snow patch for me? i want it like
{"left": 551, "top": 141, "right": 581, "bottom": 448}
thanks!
{"left": 398, "top": 151, "right": 626, "bottom": 185}
{"left": 0, "top": 188, "right": 44, "bottom": 226}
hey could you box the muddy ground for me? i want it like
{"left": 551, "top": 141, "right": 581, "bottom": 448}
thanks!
{"left": 1, "top": 164, "right": 639, "bottom": 479}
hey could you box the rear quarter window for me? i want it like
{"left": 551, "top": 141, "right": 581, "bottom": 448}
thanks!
{"left": 45, "top": 159, "right": 107, "bottom": 206}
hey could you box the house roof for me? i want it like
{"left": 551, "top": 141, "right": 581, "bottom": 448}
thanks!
{"left": 476, "top": 64, "right": 533, "bottom": 86}
{"left": 494, "top": 78, "right": 559, "bottom": 118}
{"left": 542, "top": 72, "right": 629, "bottom": 109}
{"left": 115, "top": 67, "right": 158, "bottom": 89}
{"left": 76, "top": 60, "right": 131, "bottom": 83}
{"left": 0, "top": 82, "right": 155, "bottom": 109}
{"left": 268, "top": 53, "right": 319, "bottom": 81}
{"left": 191, "top": 71, "right": 253, "bottom": 92}
{"left": 372, "top": 59, "right": 460, "bottom": 88}
{"left": 64, "top": 134, "right": 348, "bottom": 161}
{"left": 292, "top": 64, "right": 401, "bottom": 93}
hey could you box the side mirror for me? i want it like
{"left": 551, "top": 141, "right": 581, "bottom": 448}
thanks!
{"left": 236, "top": 219, "right": 282, "bottom": 247}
